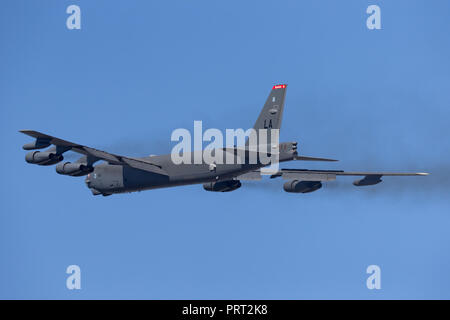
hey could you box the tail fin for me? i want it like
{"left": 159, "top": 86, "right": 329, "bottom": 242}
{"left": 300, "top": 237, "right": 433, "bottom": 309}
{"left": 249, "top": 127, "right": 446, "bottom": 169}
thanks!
{"left": 247, "top": 84, "right": 287, "bottom": 147}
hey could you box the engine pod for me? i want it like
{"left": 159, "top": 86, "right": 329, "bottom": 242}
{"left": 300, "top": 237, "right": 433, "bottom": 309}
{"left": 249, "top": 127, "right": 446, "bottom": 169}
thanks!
{"left": 25, "top": 151, "right": 64, "bottom": 166}
{"left": 56, "top": 162, "right": 94, "bottom": 176}
{"left": 23, "top": 140, "right": 51, "bottom": 150}
{"left": 283, "top": 180, "right": 322, "bottom": 193}
{"left": 203, "top": 180, "right": 242, "bottom": 192}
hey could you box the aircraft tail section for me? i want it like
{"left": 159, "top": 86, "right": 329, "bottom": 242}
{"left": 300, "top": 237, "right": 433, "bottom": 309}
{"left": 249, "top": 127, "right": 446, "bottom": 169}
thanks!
{"left": 247, "top": 84, "right": 287, "bottom": 148}
{"left": 253, "top": 84, "right": 287, "bottom": 132}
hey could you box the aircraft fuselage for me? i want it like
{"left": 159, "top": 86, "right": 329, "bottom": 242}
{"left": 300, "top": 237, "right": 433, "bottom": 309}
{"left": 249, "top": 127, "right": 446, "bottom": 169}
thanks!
{"left": 85, "top": 151, "right": 295, "bottom": 195}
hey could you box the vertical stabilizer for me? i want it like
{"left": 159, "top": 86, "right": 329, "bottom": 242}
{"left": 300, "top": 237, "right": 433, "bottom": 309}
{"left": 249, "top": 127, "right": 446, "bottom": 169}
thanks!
{"left": 247, "top": 84, "right": 287, "bottom": 148}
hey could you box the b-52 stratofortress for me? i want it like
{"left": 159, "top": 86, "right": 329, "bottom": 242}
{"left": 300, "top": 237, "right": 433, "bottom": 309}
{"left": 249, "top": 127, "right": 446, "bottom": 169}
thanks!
{"left": 20, "top": 85, "right": 428, "bottom": 196}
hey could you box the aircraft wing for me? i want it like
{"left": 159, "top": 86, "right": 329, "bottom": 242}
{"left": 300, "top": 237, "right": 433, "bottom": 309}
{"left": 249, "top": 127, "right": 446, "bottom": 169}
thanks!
{"left": 294, "top": 155, "right": 338, "bottom": 162}
{"left": 19, "top": 130, "right": 168, "bottom": 176}
{"left": 269, "top": 168, "right": 428, "bottom": 185}
{"left": 236, "top": 168, "right": 428, "bottom": 186}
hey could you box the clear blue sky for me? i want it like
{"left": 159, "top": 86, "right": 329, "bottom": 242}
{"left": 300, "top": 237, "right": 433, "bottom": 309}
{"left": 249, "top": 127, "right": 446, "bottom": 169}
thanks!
{"left": 1, "top": 0, "right": 450, "bottom": 299}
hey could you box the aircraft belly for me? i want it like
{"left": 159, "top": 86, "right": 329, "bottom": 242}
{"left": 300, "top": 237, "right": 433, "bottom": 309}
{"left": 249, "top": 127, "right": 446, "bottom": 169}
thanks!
{"left": 88, "top": 161, "right": 258, "bottom": 194}
{"left": 121, "top": 166, "right": 170, "bottom": 191}
{"left": 167, "top": 163, "right": 244, "bottom": 184}
{"left": 88, "top": 164, "right": 170, "bottom": 194}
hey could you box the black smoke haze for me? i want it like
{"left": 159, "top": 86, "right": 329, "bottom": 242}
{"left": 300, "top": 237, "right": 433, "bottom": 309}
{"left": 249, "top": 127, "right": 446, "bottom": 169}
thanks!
{"left": 249, "top": 86, "right": 450, "bottom": 197}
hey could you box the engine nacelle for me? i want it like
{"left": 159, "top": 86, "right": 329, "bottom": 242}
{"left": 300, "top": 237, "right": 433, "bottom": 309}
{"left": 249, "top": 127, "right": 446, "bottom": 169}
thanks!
{"left": 25, "top": 151, "right": 64, "bottom": 166}
{"left": 283, "top": 180, "right": 322, "bottom": 193}
{"left": 203, "top": 180, "right": 242, "bottom": 192}
{"left": 23, "top": 140, "right": 51, "bottom": 150}
{"left": 56, "top": 162, "right": 94, "bottom": 176}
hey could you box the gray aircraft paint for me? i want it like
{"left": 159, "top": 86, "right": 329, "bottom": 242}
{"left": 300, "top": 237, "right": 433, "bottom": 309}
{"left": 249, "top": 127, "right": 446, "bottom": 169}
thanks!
{"left": 248, "top": 84, "right": 286, "bottom": 150}
{"left": 20, "top": 85, "right": 428, "bottom": 196}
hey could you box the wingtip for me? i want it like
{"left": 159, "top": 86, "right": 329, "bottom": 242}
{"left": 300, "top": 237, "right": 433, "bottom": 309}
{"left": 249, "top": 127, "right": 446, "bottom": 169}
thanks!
{"left": 417, "top": 172, "right": 430, "bottom": 176}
